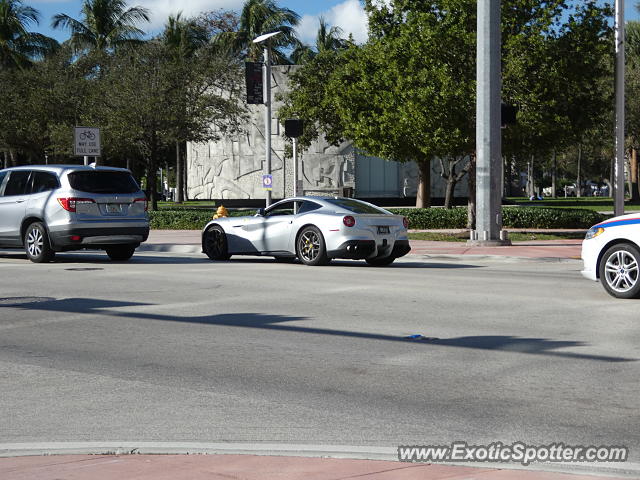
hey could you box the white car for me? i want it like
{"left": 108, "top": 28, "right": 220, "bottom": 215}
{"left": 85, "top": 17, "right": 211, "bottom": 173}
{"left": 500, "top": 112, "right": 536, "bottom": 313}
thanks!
{"left": 581, "top": 213, "right": 640, "bottom": 298}
{"left": 201, "top": 196, "right": 411, "bottom": 266}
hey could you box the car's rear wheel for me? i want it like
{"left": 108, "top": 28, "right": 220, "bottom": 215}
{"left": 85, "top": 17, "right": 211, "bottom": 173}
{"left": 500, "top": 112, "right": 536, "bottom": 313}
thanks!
{"left": 106, "top": 245, "right": 136, "bottom": 261}
{"left": 24, "top": 222, "right": 55, "bottom": 263}
{"left": 365, "top": 255, "right": 395, "bottom": 266}
{"left": 598, "top": 243, "right": 640, "bottom": 299}
{"left": 203, "top": 225, "right": 231, "bottom": 261}
{"left": 296, "top": 226, "right": 329, "bottom": 266}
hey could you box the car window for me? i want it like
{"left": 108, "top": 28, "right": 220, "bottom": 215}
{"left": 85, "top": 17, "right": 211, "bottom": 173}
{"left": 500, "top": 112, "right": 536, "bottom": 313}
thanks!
{"left": 324, "top": 198, "right": 388, "bottom": 214}
{"left": 67, "top": 171, "right": 140, "bottom": 194}
{"left": 3, "top": 171, "right": 31, "bottom": 196}
{"left": 265, "top": 201, "right": 298, "bottom": 217}
{"left": 29, "top": 171, "right": 59, "bottom": 194}
{"left": 298, "top": 201, "right": 322, "bottom": 214}
{"left": 0, "top": 171, "right": 7, "bottom": 194}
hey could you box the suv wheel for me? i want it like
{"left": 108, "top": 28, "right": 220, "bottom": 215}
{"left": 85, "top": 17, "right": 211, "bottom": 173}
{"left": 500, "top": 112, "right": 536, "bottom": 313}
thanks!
{"left": 106, "top": 245, "right": 136, "bottom": 261}
{"left": 25, "top": 222, "right": 55, "bottom": 263}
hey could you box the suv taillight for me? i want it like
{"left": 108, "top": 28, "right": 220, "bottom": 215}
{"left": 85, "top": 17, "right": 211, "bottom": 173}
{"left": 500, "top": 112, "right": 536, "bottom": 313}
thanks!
{"left": 57, "top": 197, "right": 95, "bottom": 212}
{"left": 343, "top": 215, "right": 356, "bottom": 227}
{"left": 134, "top": 197, "right": 148, "bottom": 211}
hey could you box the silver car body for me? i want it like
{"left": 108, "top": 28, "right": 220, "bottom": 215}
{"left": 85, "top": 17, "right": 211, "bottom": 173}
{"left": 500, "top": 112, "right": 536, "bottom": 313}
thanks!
{"left": 202, "top": 196, "right": 411, "bottom": 261}
{"left": 0, "top": 165, "right": 149, "bottom": 256}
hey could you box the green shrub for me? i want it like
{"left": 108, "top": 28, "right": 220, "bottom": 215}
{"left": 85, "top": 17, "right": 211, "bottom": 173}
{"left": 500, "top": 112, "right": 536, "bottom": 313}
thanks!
{"left": 388, "top": 206, "right": 605, "bottom": 229}
{"left": 149, "top": 205, "right": 606, "bottom": 230}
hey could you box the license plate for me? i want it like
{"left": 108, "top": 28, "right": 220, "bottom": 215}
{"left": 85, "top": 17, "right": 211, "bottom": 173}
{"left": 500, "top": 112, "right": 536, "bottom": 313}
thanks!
{"left": 106, "top": 203, "right": 121, "bottom": 214}
{"left": 377, "top": 226, "right": 390, "bottom": 234}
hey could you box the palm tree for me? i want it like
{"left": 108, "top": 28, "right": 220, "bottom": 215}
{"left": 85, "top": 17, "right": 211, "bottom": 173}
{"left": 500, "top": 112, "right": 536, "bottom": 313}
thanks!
{"left": 163, "top": 12, "right": 208, "bottom": 61}
{"left": 52, "top": 0, "right": 150, "bottom": 53}
{"left": 162, "top": 12, "right": 209, "bottom": 203}
{"left": 291, "top": 17, "right": 347, "bottom": 64}
{"left": 0, "top": 0, "right": 58, "bottom": 69}
{"left": 213, "top": 0, "right": 300, "bottom": 64}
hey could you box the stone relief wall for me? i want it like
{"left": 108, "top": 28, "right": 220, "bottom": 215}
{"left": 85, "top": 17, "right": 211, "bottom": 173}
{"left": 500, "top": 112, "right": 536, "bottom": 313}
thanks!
{"left": 187, "top": 65, "right": 468, "bottom": 201}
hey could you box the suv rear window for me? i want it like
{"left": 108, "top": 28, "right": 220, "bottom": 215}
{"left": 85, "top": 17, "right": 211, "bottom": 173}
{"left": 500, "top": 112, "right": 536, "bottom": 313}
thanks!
{"left": 325, "top": 198, "right": 388, "bottom": 215}
{"left": 68, "top": 171, "right": 140, "bottom": 194}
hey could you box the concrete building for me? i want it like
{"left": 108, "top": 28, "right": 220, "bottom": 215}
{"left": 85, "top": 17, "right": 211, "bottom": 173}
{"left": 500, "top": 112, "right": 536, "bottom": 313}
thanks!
{"left": 186, "top": 65, "right": 469, "bottom": 203}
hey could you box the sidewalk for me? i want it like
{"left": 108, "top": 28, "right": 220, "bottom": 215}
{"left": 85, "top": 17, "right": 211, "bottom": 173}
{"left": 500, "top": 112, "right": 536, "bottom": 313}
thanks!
{"left": 141, "top": 230, "right": 583, "bottom": 260}
{"left": 0, "top": 453, "right": 632, "bottom": 480}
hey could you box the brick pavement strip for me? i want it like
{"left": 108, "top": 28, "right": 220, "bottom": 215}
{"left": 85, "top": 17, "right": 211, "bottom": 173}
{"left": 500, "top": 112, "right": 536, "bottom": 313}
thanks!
{"left": 0, "top": 455, "right": 629, "bottom": 480}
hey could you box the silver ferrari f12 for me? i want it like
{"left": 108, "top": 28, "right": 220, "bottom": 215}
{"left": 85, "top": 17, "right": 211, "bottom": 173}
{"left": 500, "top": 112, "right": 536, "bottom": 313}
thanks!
{"left": 201, "top": 196, "right": 411, "bottom": 266}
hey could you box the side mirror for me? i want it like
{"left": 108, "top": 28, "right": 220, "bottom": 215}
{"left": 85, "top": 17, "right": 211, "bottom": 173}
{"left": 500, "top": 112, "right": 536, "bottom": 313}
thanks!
{"left": 256, "top": 208, "right": 265, "bottom": 216}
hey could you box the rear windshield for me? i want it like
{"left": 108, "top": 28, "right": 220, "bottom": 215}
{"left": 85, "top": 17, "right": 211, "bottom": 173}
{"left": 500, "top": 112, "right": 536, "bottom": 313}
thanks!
{"left": 325, "top": 198, "right": 388, "bottom": 214}
{"left": 68, "top": 171, "right": 140, "bottom": 194}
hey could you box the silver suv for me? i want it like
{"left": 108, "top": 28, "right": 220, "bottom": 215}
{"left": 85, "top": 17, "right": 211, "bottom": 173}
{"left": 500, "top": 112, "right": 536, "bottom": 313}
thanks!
{"left": 0, "top": 165, "right": 149, "bottom": 262}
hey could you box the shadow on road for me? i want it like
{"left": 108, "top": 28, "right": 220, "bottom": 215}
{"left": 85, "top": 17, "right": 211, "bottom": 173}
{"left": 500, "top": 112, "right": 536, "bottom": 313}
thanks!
{"left": 0, "top": 251, "right": 212, "bottom": 265}
{"left": 3, "top": 296, "right": 634, "bottom": 363}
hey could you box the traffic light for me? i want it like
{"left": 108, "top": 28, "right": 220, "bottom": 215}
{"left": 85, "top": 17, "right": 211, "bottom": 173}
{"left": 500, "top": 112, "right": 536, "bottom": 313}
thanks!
{"left": 284, "top": 119, "right": 304, "bottom": 138}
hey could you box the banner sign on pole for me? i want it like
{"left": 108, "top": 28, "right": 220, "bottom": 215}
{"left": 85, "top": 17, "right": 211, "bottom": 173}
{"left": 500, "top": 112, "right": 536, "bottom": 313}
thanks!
{"left": 245, "top": 62, "right": 264, "bottom": 105}
{"left": 262, "top": 174, "right": 273, "bottom": 190}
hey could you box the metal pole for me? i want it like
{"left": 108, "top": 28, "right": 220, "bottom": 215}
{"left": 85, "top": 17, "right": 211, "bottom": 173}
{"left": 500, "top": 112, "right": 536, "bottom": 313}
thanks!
{"left": 473, "top": 0, "right": 509, "bottom": 245}
{"left": 84, "top": 155, "right": 88, "bottom": 166}
{"left": 614, "top": 0, "right": 625, "bottom": 216}
{"left": 264, "top": 44, "right": 272, "bottom": 207}
{"left": 293, "top": 137, "right": 298, "bottom": 197}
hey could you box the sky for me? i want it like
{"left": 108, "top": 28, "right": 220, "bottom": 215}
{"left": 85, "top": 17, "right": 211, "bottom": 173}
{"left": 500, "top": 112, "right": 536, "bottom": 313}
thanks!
{"left": 27, "top": 0, "right": 372, "bottom": 45}
{"left": 26, "top": 0, "right": 640, "bottom": 46}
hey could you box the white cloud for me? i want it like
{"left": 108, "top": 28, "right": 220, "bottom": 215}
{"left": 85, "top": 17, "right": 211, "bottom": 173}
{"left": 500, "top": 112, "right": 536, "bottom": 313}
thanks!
{"left": 296, "top": 0, "right": 369, "bottom": 46}
{"left": 128, "top": 0, "right": 243, "bottom": 32}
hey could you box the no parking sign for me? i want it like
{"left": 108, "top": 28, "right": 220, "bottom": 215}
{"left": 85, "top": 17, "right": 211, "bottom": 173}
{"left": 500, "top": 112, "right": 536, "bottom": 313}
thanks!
{"left": 262, "top": 174, "right": 273, "bottom": 191}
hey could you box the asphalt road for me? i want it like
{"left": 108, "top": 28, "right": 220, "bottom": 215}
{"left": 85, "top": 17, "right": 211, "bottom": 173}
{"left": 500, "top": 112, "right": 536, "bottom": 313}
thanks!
{"left": 0, "top": 250, "right": 638, "bottom": 465}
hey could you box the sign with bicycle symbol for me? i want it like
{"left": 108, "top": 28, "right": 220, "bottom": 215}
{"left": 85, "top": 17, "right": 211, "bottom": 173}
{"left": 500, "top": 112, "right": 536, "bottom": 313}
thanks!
{"left": 74, "top": 127, "right": 101, "bottom": 157}
{"left": 262, "top": 174, "right": 273, "bottom": 191}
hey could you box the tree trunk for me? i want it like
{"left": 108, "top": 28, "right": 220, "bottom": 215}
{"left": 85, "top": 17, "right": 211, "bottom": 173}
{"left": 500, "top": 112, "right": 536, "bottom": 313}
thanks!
{"left": 630, "top": 148, "right": 639, "bottom": 202}
{"left": 2, "top": 151, "right": 7, "bottom": 169}
{"left": 467, "top": 153, "right": 476, "bottom": 230}
{"left": 551, "top": 150, "right": 557, "bottom": 198}
{"left": 527, "top": 156, "right": 534, "bottom": 197}
{"left": 444, "top": 176, "right": 455, "bottom": 209}
{"left": 176, "top": 142, "right": 183, "bottom": 203}
{"left": 576, "top": 144, "right": 582, "bottom": 198}
{"left": 149, "top": 132, "right": 159, "bottom": 212}
{"left": 416, "top": 158, "right": 431, "bottom": 208}
{"left": 8, "top": 148, "right": 16, "bottom": 166}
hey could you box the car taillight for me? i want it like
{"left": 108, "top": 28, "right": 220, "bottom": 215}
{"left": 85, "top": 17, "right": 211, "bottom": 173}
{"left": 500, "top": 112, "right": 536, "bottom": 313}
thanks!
{"left": 134, "top": 197, "right": 148, "bottom": 211}
{"left": 403, "top": 217, "right": 409, "bottom": 229}
{"left": 343, "top": 215, "right": 356, "bottom": 227}
{"left": 57, "top": 197, "right": 95, "bottom": 212}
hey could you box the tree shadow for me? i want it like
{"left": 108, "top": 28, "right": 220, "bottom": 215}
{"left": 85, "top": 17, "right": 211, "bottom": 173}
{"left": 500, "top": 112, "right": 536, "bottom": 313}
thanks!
{"left": 2, "top": 297, "right": 634, "bottom": 363}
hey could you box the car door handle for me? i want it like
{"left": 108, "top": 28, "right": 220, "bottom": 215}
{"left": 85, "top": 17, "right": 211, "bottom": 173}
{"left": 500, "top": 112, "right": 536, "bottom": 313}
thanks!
{"left": 15, "top": 199, "right": 25, "bottom": 203}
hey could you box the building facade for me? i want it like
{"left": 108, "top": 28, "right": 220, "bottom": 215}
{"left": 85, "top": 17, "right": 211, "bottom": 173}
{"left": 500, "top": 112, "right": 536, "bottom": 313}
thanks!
{"left": 187, "top": 66, "right": 469, "bottom": 202}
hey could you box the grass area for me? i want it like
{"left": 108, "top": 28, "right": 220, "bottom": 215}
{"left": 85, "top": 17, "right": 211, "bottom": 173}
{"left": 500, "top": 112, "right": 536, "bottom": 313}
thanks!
{"left": 408, "top": 231, "right": 586, "bottom": 242}
{"left": 506, "top": 196, "right": 640, "bottom": 212}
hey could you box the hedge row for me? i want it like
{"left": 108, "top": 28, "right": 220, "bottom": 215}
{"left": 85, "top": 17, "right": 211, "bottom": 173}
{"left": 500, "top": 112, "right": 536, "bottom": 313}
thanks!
{"left": 149, "top": 206, "right": 605, "bottom": 230}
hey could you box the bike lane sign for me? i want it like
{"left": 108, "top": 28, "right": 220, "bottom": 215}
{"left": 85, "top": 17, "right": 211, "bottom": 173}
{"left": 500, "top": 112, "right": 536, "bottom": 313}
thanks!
{"left": 262, "top": 174, "right": 273, "bottom": 191}
{"left": 74, "top": 127, "right": 101, "bottom": 157}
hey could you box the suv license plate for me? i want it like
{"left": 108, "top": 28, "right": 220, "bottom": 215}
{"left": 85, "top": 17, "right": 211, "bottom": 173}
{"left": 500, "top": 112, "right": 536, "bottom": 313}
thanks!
{"left": 377, "top": 226, "right": 390, "bottom": 234}
{"left": 106, "top": 204, "right": 121, "bottom": 214}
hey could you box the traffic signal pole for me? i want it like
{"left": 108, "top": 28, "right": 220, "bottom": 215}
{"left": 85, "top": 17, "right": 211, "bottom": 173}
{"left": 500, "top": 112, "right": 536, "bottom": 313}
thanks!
{"left": 471, "top": 0, "right": 510, "bottom": 245}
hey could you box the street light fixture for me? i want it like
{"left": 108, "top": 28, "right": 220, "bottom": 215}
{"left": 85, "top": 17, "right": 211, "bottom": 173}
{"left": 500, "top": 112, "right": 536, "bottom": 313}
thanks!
{"left": 253, "top": 31, "right": 282, "bottom": 208}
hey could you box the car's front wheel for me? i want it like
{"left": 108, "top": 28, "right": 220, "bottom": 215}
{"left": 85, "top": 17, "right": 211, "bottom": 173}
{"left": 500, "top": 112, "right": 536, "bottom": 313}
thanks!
{"left": 203, "top": 225, "right": 231, "bottom": 261}
{"left": 598, "top": 243, "right": 640, "bottom": 299}
{"left": 106, "top": 245, "right": 136, "bottom": 261}
{"left": 296, "top": 226, "right": 330, "bottom": 266}
{"left": 24, "top": 222, "right": 55, "bottom": 263}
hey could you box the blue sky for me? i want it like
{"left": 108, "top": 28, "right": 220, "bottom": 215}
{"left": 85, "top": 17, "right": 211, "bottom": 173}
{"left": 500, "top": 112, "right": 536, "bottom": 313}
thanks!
{"left": 27, "top": 0, "right": 640, "bottom": 46}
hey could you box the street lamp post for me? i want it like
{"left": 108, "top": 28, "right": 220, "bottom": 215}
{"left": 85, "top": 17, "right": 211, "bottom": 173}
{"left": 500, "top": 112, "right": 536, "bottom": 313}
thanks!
{"left": 614, "top": 0, "right": 625, "bottom": 217}
{"left": 253, "top": 31, "right": 282, "bottom": 208}
{"left": 472, "top": 0, "right": 510, "bottom": 245}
